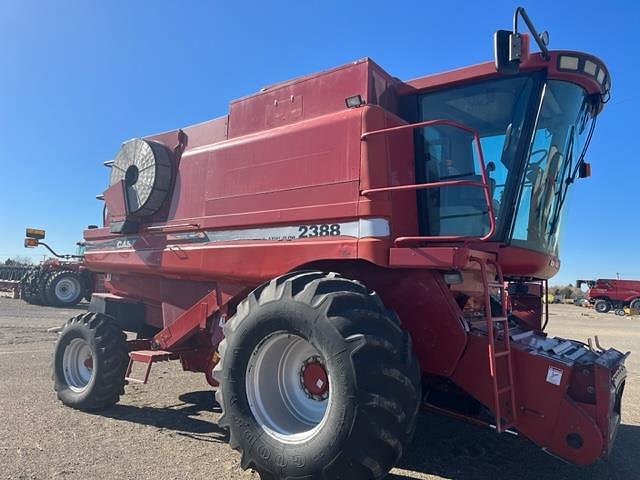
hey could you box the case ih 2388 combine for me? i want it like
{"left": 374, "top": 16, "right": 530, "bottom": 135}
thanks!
{"left": 52, "top": 9, "right": 627, "bottom": 479}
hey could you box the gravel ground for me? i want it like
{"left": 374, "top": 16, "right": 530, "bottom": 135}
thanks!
{"left": 0, "top": 298, "right": 637, "bottom": 480}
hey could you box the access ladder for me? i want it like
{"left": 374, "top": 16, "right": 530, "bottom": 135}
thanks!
{"left": 471, "top": 256, "right": 517, "bottom": 432}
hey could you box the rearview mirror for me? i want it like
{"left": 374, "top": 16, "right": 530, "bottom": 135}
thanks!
{"left": 24, "top": 238, "right": 39, "bottom": 248}
{"left": 494, "top": 30, "right": 520, "bottom": 73}
{"left": 25, "top": 227, "right": 46, "bottom": 240}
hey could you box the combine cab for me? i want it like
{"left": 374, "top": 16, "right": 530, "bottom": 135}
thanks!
{"left": 51, "top": 8, "right": 627, "bottom": 478}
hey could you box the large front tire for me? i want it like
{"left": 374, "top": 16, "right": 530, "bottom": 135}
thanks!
{"left": 214, "top": 271, "right": 421, "bottom": 480}
{"left": 53, "top": 312, "right": 128, "bottom": 411}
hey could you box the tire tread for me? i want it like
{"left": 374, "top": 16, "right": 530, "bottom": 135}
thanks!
{"left": 54, "top": 312, "right": 128, "bottom": 411}
{"left": 215, "top": 271, "right": 421, "bottom": 480}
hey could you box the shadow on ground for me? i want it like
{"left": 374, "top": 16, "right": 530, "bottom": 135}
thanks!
{"left": 34, "top": 302, "right": 89, "bottom": 312}
{"left": 97, "top": 390, "right": 639, "bottom": 479}
{"left": 98, "top": 390, "right": 228, "bottom": 443}
{"left": 389, "top": 413, "right": 639, "bottom": 480}
{"left": 62, "top": 303, "right": 90, "bottom": 311}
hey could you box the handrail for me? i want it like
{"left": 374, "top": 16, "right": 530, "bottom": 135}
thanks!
{"left": 360, "top": 118, "right": 496, "bottom": 245}
{"left": 360, "top": 118, "right": 478, "bottom": 140}
{"left": 145, "top": 223, "right": 201, "bottom": 233}
{"left": 361, "top": 179, "right": 485, "bottom": 196}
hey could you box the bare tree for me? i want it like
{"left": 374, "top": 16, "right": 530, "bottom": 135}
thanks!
{"left": 3, "top": 256, "right": 33, "bottom": 266}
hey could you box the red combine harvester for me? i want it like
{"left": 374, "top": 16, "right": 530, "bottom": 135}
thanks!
{"left": 52, "top": 8, "right": 627, "bottom": 478}
{"left": 578, "top": 278, "right": 640, "bottom": 313}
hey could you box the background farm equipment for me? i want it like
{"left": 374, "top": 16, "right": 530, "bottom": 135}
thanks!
{"left": 21, "top": 228, "right": 99, "bottom": 307}
{"left": 577, "top": 278, "right": 640, "bottom": 313}
{"left": 20, "top": 259, "right": 93, "bottom": 307}
{"left": 0, "top": 265, "right": 31, "bottom": 298}
{"left": 49, "top": 7, "right": 628, "bottom": 480}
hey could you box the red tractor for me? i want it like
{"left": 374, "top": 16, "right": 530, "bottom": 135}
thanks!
{"left": 21, "top": 228, "right": 96, "bottom": 307}
{"left": 578, "top": 278, "right": 640, "bottom": 313}
{"left": 51, "top": 8, "right": 627, "bottom": 479}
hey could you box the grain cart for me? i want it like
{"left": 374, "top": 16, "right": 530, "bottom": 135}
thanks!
{"left": 22, "top": 228, "right": 93, "bottom": 306}
{"left": 52, "top": 8, "right": 627, "bottom": 478}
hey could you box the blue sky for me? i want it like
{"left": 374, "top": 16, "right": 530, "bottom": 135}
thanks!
{"left": 0, "top": 0, "right": 637, "bottom": 285}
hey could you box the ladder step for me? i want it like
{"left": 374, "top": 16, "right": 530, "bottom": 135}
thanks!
{"left": 494, "top": 350, "right": 511, "bottom": 358}
{"left": 488, "top": 282, "right": 504, "bottom": 288}
{"left": 129, "top": 349, "right": 173, "bottom": 362}
{"left": 491, "top": 317, "right": 509, "bottom": 322}
{"left": 494, "top": 422, "right": 515, "bottom": 433}
{"left": 124, "top": 375, "right": 147, "bottom": 384}
{"left": 498, "top": 386, "right": 512, "bottom": 395}
{"left": 125, "top": 350, "right": 175, "bottom": 385}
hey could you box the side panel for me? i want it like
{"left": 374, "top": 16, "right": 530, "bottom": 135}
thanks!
{"left": 228, "top": 61, "right": 370, "bottom": 138}
{"left": 378, "top": 270, "right": 467, "bottom": 377}
{"left": 162, "top": 108, "right": 363, "bottom": 226}
{"left": 87, "top": 237, "right": 356, "bottom": 284}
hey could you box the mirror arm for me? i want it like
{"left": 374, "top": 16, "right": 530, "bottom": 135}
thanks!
{"left": 38, "top": 242, "right": 80, "bottom": 260}
{"left": 513, "top": 7, "right": 550, "bottom": 60}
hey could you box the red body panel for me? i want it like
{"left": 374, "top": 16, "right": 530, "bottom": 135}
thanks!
{"left": 587, "top": 279, "right": 640, "bottom": 304}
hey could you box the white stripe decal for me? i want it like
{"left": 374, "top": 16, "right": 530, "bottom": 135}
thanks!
{"left": 203, "top": 218, "right": 389, "bottom": 243}
{"left": 358, "top": 218, "right": 390, "bottom": 238}
{"left": 85, "top": 218, "right": 390, "bottom": 252}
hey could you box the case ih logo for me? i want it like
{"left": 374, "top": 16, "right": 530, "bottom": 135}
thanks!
{"left": 115, "top": 239, "right": 133, "bottom": 249}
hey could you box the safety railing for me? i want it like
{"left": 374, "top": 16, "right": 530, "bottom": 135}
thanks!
{"left": 360, "top": 119, "right": 496, "bottom": 245}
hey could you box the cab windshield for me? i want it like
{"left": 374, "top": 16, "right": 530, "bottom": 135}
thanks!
{"left": 415, "top": 75, "right": 594, "bottom": 255}
{"left": 511, "top": 81, "right": 594, "bottom": 254}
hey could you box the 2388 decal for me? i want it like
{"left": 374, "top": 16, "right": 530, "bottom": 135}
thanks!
{"left": 298, "top": 224, "right": 341, "bottom": 238}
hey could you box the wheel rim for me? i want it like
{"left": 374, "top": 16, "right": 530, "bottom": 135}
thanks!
{"left": 62, "top": 338, "right": 94, "bottom": 392}
{"left": 55, "top": 277, "right": 81, "bottom": 303}
{"left": 596, "top": 302, "right": 607, "bottom": 312}
{"left": 246, "top": 332, "right": 331, "bottom": 443}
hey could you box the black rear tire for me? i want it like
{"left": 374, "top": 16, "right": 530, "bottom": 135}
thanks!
{"left": 20, "top": 269, "right": 44, "bottom": 305}
{"left": 214, "top": 271, "right": 421, "bottom": 480}
{"left": 37, "top": 270, "right": 52, "bottom": 305}
{"left": 53, "top": 312, "right": 128, "bottom": 411}
{"left": 46, "top": 270, "right": 85, "bottom": 307}
{"left": 594, "top": 300, "right": 611, "bottom": 313}
{"left": 21, "top": 271, "right": 41, "bottom": 304}
{"left": 630, "top": 299, "right": 640, "bottom": 311}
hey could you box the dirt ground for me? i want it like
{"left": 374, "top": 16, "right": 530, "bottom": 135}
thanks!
{"left": 0, "top": 298, "right": 637, "bottom": 480}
